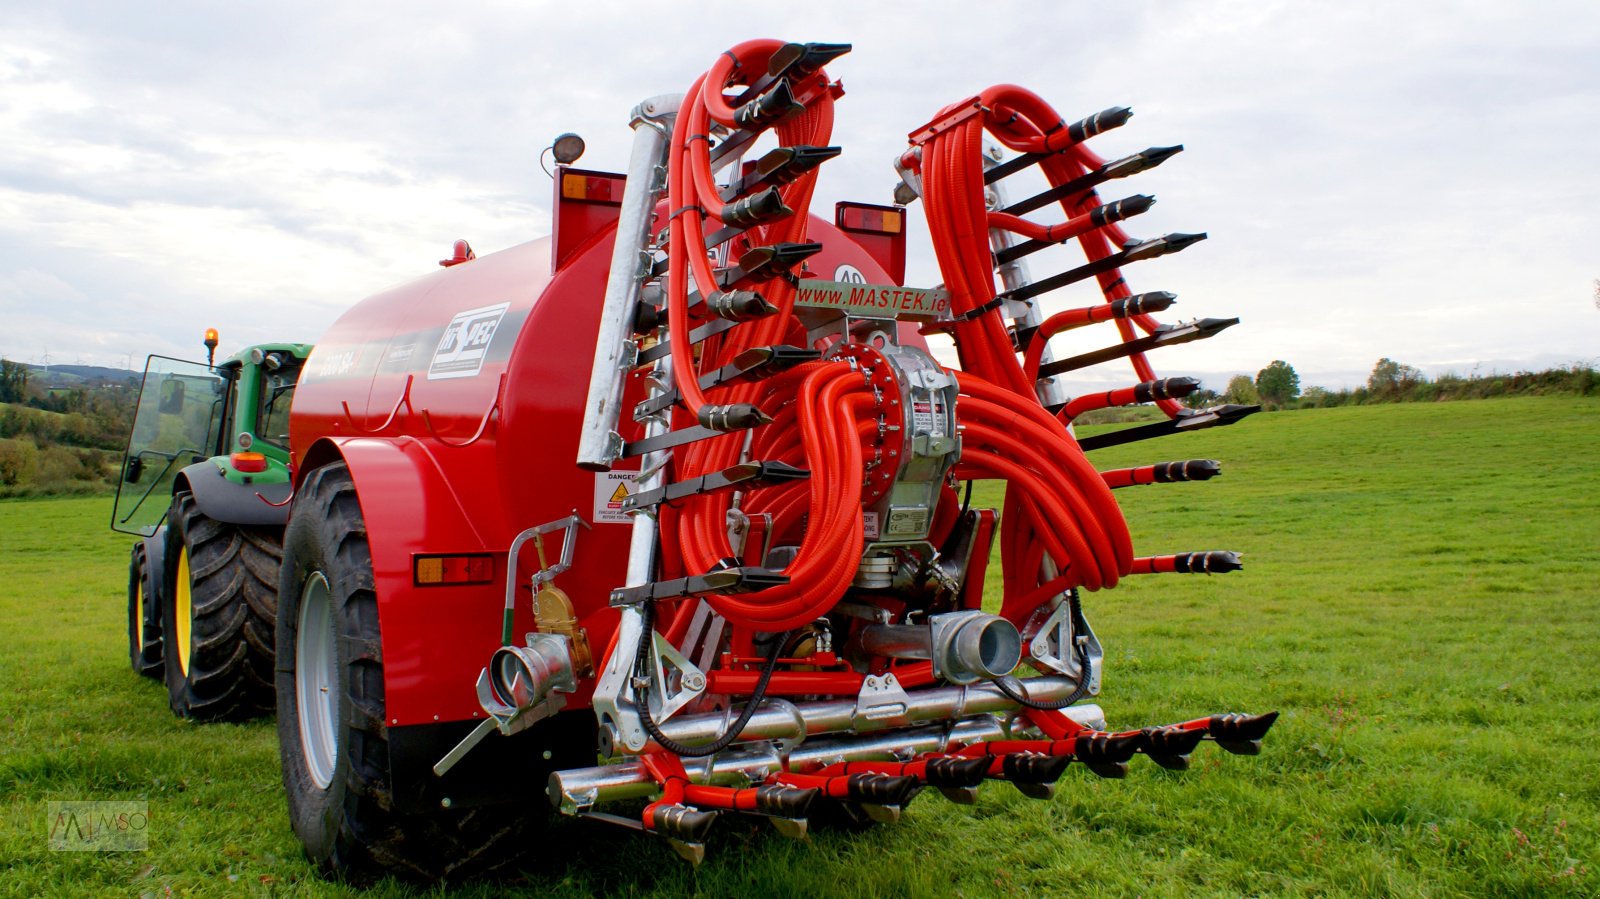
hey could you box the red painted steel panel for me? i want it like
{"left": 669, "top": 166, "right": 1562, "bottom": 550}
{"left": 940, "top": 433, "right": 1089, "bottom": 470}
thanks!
{"left": 292, "top": 214, "right": 914, "bottom": 726}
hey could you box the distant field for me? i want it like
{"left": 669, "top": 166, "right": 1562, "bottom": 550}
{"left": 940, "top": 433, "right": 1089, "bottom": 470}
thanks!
{"left": 2, "top": 396, "right": 1596, "bottom": 897}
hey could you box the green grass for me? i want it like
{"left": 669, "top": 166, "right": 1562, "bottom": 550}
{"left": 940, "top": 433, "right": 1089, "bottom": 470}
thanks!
{"left": 2, "top": 396, "right": 1597, "bottom": 897}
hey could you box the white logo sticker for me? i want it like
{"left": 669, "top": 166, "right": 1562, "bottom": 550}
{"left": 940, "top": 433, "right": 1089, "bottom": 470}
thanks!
{"left": 593, "top": 471, "right": 640, "bottom": 523}
{"left": 428, "top": 302, "right": 510, "bottom": 380}
{"left": 833, "top": 263, "right": 866, "bottom": 284}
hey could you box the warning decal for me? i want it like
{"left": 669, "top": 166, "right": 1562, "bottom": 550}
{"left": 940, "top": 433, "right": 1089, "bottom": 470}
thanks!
{"left": 428, "top": 302, "right": 510, "bottom": 380}
{"left": 593, "top": 471, "right": 640, "bottom": 523}
{"left": 911, "top": 400, "right": 947, "bottom": 438}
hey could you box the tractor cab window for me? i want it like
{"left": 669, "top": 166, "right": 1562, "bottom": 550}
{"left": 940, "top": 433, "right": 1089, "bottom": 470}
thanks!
{"left": 112, "top": 356, "right": 232, "bottom": 536}
{"left": 256, "top": 354, "right": 302, "bottom": 449}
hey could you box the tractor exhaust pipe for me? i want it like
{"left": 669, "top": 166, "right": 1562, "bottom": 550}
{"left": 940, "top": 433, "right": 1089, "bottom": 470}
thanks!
{"left": 859, "top": 611, "right": 1023, "bottom": 685}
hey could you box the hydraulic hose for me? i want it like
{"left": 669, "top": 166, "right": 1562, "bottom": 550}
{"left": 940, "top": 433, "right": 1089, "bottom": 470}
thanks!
{"left": 634, "top": 598, "right": 790, "bottom": 757}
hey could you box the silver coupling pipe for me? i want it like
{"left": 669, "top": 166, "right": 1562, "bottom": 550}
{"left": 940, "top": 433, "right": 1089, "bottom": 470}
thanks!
{"left": 487, "top": 636, "right": 576, "bottom": 712}
{"left": 553, "top": 707, "right": 1105, "bottom": 813}
{"left": 601, "top": 673, "right": 1104, "bottom": 758}
{"left": 859, "top": 611, "right": 1023, "bottom": 685}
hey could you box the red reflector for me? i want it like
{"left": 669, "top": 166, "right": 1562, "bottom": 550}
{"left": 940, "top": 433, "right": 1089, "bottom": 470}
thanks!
{"left": 230, "top": 451, "right": 268, "bottom": 473}
{"left": 414, "top": 554, "right": 495, "bottom": 586}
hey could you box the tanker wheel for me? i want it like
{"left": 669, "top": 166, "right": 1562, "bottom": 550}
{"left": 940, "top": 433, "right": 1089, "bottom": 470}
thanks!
{"left": 160, "top": 490, "right": 280, "bottom": 721}
{"left": 127, "top": 542, "right": 164, "bottom": 679}
{"left": 277, "top": 463, "right": 537, "bottom": 884}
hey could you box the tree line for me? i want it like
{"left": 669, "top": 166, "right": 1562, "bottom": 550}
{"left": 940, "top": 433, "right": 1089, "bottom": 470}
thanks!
{"left": 1190, "top": 358, "right": 1599, "bottom": 411}
{"left": 3, "top": 352, "right": 1595, "bottom": 497}
{"left": 0, "top": 359, "right": 135, "bottom": 496}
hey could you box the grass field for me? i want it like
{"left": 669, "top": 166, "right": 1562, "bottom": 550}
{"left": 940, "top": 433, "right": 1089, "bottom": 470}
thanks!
{"left": 2, "top": 396, "right": 1597, "bottom": 897}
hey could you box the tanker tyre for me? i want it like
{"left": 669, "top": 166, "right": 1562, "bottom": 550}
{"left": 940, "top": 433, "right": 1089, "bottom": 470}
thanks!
{"left": 160, "top": 490, "right": 280, "bottom": 721}
{"left": 277, "top": 463, "right": 536, "bottom": 885}
{"left": 128, "top": 543, "right": 164, "bottom": 679}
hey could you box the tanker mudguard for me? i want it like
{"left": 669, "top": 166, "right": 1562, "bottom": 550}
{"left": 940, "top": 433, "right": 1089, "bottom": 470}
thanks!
{"left": 176, "top": 461, "right": 291, "bottom": 527}
{"left": 301, "top": 436, "right": 512, "bottom": 727}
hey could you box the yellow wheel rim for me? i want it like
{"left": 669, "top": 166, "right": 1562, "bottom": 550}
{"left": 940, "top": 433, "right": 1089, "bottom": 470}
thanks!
{"left": 175, "top": 547, "right": 193, "bottom": 676}
{"left": 135, "top": 575, "right": 144, "bottom": 645}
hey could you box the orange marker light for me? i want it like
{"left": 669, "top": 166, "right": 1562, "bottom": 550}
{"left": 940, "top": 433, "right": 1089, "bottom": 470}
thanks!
{"left": 230, "top": 451, "right": 267, "bottom": 473}
{"left": 561, "top": 171, "right": 622, "bottom": 203}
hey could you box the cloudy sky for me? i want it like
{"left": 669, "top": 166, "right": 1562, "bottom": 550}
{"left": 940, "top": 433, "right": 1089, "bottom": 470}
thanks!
{"left": 2, "top": 1, "right": 1596, "bottom": 391}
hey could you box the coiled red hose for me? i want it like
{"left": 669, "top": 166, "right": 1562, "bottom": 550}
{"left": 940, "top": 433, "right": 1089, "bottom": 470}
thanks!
{"left": 651, "top": 41, "right": 869, "bottom": 634}
{"left": 651, "top": 49, "right": 1149, "bottom": 647}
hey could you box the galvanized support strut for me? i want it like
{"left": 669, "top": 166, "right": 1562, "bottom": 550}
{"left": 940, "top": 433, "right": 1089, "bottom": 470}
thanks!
{"left": 576, "top": 94, "right": 682, "bottom": 471}
{"left": 592, "top": 354, "right": 675, "bottom": 755}
{"left": 573, "top": 93, "right": 686, "bottom": 754}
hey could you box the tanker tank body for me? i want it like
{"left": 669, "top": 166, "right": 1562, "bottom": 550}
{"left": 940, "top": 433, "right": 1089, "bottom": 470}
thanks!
{"left": 274, "top": 38, "right": 1280, "bottom": 884}
{"left": 277, "top": 194, "right": 909, "bottom": 878}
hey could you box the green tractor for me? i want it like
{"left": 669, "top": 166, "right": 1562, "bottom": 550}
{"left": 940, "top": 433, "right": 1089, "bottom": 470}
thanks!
{"left": 112, "top": 330, "right": 310, "bottom": 721}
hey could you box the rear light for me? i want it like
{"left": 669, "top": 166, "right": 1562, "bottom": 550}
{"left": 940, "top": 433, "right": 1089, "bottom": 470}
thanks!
{"left": 836, "top": 202, "right": 903, "bottom": 234}
{"left": 560, "top": 170, "right": 624, "bottom": 204}
{"left": 230, "top": 451, "right": 267, "bottom": 473}
{"left": 414, "top": 554, "right": 495, "bottom": 587}
{"left": 834, "top": 201, "right": 908, "bottom": 283}
{"left": 553, "top": 165, "right": 628, "bottom": 272}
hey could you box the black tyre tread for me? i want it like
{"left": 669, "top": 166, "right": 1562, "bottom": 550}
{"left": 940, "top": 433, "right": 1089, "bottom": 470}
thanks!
{"left": 279, "top": 464, "right": 540, "bottom": 884}
{"left": 165, "top": 490, "right": 280, "bottom": 721}
{"left": 128, "top": 543, "right": 164, "bottom": 678}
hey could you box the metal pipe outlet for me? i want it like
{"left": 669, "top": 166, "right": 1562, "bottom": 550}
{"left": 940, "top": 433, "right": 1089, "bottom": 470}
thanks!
{"left": 551, "top": 716, "right": 1032, "bottom": 813}
{"left": 628, "top": 677, "right": 1103, "bottom": 755}
{"left": 859, "top": 611, "right": 1023, "bottom": 685}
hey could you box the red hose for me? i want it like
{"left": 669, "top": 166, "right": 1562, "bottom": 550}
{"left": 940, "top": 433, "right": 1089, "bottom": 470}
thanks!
{"left": 644, "top": 50, "right": 1166, "bottom": 690}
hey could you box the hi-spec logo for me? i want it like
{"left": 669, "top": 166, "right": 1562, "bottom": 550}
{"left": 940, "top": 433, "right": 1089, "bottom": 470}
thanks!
{"left": 428, "top": 302, "right": 510, "bottom": 380}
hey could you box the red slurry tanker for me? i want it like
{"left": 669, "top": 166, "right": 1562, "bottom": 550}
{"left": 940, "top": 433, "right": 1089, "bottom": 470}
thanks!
{"left": 277, "top": 39, "right": 1277, "bottom": 880}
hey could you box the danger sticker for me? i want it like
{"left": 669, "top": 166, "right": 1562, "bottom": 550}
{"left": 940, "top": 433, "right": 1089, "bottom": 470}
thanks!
{"left": 428, "top": 302, "right": 510, "bottom": 380}
{"left": 593, "top": 471, "right": 640, "bottom": 524}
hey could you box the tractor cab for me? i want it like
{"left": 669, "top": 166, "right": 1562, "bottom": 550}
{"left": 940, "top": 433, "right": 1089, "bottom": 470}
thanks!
{"left": 112, "top": 331, "right": 312, "bottom": 715}
{"left": 112, "top": 336, "right": 310, "bottom": 536}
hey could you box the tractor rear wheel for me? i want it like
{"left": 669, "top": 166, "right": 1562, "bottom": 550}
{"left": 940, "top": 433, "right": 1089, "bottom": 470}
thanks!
{"left": 161, "top": 490, "right": 280, "bottom": 721}
{"left": 277, "top": 463, "right": 536, "bottom": 884}
{"left": 127, "top": 542, "right": 164, "bottom": 679}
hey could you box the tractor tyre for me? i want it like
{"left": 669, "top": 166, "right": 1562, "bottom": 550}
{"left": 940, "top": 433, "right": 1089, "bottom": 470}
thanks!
{"left": 161, "top": 490, "right": 280, "bottom": 721}
{"left": 128, "top": 542, "right": 164, "bottom": 679}
{"left": 277, "top": 463, "right": 536, "bottom": 884}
